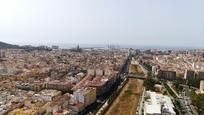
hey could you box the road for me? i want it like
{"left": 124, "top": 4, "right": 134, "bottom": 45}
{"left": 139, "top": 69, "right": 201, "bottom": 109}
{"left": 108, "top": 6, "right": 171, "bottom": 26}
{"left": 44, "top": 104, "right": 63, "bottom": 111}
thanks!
{"left": 93, "top": 54, "right": 132, "bottom": 115}
{"left": 128, "top": 74, "right": 146, "bottom": 79}
{"left": 136, "top": 87, "right": 145, "bottom": 115}
{"left": 139, "top": 64, "right": 148, "bottom": 77}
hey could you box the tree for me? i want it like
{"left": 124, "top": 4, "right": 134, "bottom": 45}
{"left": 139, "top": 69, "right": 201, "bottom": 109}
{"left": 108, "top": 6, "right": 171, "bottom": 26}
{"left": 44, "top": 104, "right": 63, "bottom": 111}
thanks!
{"left": 190, "top": 91, "right": 204, "bottom": 114}
{"left": 187, "top": 78, "right": 201, "bottom": 88}
{"left": 144, "top": 77, "right": 158, "bottom": 90}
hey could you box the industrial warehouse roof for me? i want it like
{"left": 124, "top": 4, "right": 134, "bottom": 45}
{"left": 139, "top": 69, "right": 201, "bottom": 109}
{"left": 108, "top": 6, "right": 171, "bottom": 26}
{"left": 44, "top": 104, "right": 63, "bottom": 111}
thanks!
{"left": 144, "top": 91, "right": 176, "bottom": 115}
{"left": 145, "top": 101, "right": 161, "bottom": 114}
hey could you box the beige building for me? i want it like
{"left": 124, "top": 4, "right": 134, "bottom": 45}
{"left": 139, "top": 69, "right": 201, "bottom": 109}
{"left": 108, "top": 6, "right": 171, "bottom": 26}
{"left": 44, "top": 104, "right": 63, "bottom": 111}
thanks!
{"left": 73, "top": 87, "right": 96, "bottom": 107}
{"left": 200, "top": 80, "right": 204, "bottom": 93}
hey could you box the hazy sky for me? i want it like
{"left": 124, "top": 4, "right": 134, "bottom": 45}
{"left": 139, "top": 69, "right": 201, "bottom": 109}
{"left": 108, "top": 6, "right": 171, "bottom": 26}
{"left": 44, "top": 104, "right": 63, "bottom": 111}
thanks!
{"left": 0, "top": 0, "right": 204, "bottom": 47}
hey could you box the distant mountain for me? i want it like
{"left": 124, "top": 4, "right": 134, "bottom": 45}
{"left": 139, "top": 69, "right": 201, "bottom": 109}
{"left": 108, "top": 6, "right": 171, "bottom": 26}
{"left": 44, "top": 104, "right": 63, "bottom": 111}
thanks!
{"left": 0, "top": 41, "right": 53, "bottom": 51}
{"left": 0, "top": 41, "right": 20, "bottom": 49}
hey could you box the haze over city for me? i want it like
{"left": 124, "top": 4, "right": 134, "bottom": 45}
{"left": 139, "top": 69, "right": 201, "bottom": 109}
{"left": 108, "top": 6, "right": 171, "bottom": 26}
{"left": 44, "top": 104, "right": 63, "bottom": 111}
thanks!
{"left": 1, "top": 0, "right": 204, "bottom": 115}
{"left": 0, "top": 0, "right": 204, "bottom": 48}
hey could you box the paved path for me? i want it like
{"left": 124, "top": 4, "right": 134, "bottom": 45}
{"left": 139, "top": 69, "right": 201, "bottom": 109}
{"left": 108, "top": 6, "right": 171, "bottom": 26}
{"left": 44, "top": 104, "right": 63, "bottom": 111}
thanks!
{"left": 136, "top": 87, "right": 145, "bottom": 115}
{"left": 166, "top": 82, "right": 179, "bottom": 98}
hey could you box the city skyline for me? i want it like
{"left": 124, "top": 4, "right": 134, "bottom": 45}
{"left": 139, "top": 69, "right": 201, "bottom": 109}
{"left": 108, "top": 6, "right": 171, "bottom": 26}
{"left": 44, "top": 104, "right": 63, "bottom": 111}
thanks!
{"left": 0, "top": 0, "right": 204, "bottom": 48}
{"left": 1, "top": 1, "right": 204, "bottom": 115}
